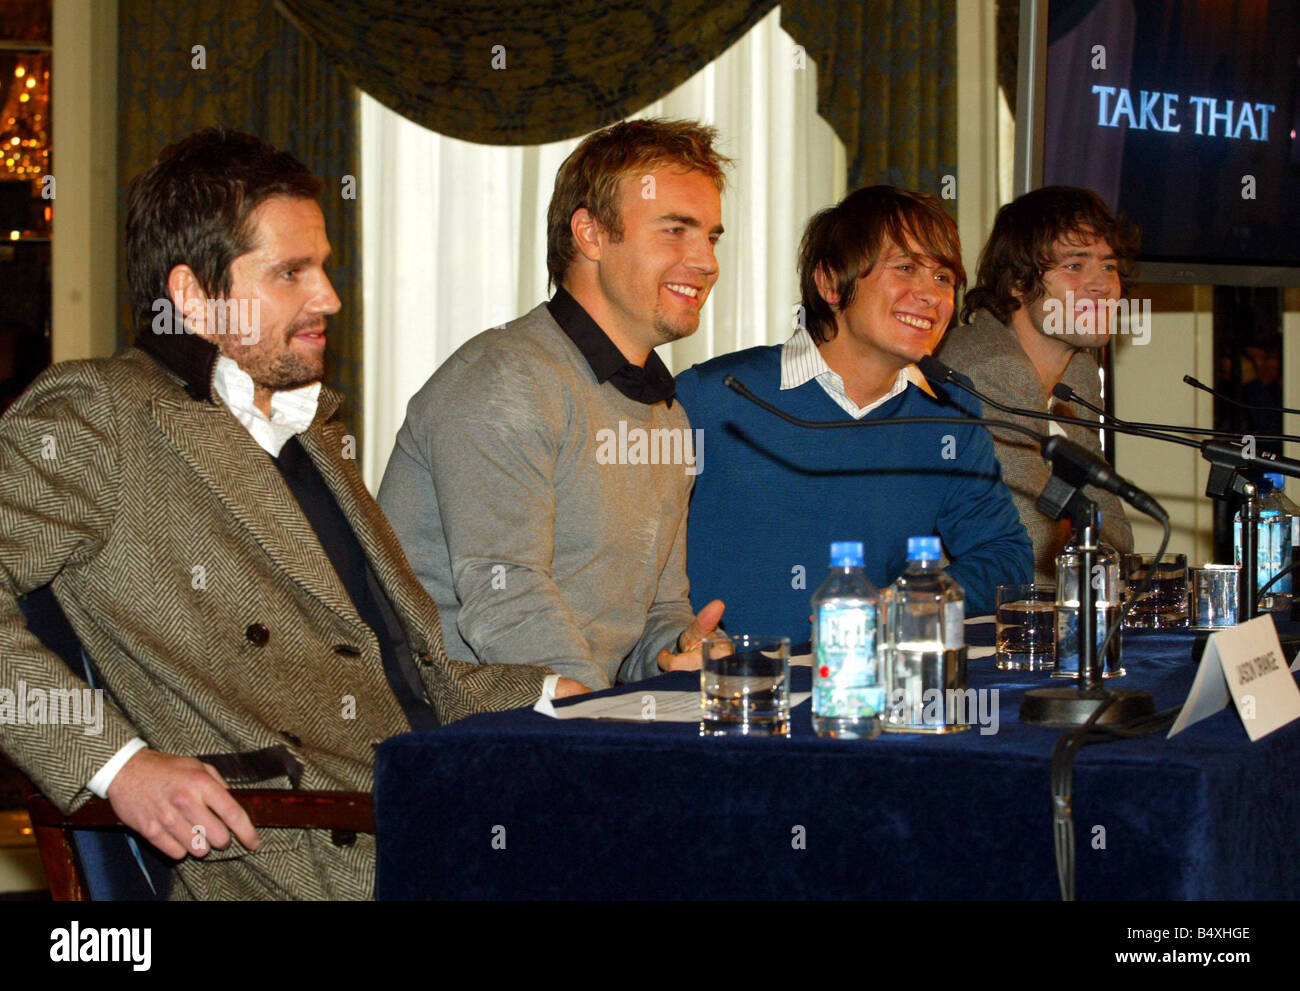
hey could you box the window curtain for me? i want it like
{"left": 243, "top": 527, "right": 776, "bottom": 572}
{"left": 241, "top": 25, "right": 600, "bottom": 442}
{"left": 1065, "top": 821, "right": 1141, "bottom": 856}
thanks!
{"left": 276, "top": 0, "right": 780, "bottom": 145}
{"left": 359, "top": 7, "right": 847, "bottom": 492}
{"left": 279, "top": 0, "right": 956, "bottom": 194}
{"left": 117, "top": 0, "right": 363, "bottom": 438}
{"left": 780, "top": 0, "right": 957, "bottom": 194}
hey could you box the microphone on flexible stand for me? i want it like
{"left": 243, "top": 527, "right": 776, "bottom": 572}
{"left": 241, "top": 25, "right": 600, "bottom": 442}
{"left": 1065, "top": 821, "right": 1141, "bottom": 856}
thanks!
{"left": 927, "top": 355, "right": 1300, "bottom": 624}
{"left": 916, "top": 356, "right": 1201, "bottom": 453}
{"left": 1184, "top": 374, "right": 1300, "bottom": 416}
{"left": 915, "top": 355, "right": 1171, "bottom": 522}
{"left": 1052, "top": 382, "right": 1300, "bottom": 444}
{"left": 913, "top": 356, "right": 1172, "bottom": 728}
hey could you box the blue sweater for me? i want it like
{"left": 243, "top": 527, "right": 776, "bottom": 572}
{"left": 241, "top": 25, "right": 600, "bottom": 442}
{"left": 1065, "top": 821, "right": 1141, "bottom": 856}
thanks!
{"left": 675, "top": 346, "right": 1032, "bottom": 640}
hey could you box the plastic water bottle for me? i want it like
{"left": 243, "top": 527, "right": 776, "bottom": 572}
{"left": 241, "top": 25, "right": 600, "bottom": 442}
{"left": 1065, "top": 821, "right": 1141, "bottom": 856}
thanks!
{"left": 881, "top": 536, "right": 968, "bottom": 733}
{"left": 811, "top": 541, "right": 883, "bottom": 739}
{"left": 1234, "top": 472, "right": 1299, "bottom": 614}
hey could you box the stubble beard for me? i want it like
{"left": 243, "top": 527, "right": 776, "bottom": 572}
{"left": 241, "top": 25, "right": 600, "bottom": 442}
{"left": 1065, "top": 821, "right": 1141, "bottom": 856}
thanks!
{"left": 1028, "top": 295, "right": 1111, "bottom": 351}
{"left": 217, "top": 322, "right": 325, "bottom": 393}
{"left": 653, "top": 302, "right": 700, "bottom": 345}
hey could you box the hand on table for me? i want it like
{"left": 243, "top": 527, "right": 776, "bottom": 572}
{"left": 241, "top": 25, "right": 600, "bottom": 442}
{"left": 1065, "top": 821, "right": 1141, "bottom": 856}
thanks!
{"left": 106, "top": 748, "right": 258, "bottom": 860}
{"left": 553, "top": 677, "right": 591, "bottom": 699}
{"left": 657, "top": 599, "right": 726, "bottom": 672}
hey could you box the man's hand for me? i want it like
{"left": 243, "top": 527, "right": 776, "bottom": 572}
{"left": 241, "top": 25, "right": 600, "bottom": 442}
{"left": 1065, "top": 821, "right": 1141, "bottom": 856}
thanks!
{"left": 553, "top": 677, "right": 591, "bottom": 699}
{"left": 658, "top": 599, "right": 726, "bottom": 672}
{"left": 105, "top": 748, "right": 259, "bottom": 860}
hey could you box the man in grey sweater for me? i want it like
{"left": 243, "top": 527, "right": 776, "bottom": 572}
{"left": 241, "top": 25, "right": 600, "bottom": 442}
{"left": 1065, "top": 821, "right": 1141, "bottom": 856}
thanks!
{"left": 939, "top": 186, "right": 1136, "bottom": 581}
{"left": 378, "top": 120, "right": 730, "bottom": 691}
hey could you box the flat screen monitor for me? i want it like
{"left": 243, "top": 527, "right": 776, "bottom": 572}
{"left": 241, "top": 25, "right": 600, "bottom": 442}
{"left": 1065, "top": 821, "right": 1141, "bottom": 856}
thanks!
{"left": 1015, "top": 0, "right": 1300, "bottom": 286}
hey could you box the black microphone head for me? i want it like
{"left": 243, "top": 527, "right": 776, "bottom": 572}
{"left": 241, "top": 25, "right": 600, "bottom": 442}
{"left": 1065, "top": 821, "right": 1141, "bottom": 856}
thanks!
{"left": 916, "top": 354, "right": 952, "bottom": 384}
{"left": 1051, "top": 382, "right": 1075, "bottom": 403}
{"left": 723, "top": 374, "right": 758, "bottom": 401}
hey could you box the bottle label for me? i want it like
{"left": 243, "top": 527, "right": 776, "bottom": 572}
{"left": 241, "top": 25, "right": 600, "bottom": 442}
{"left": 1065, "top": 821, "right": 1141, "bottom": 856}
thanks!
{"left": 1235, "top": 516, "right": 1293, "bottom": 595}
{"left": 813, "top": 603, "right": 883, "bottom": 719}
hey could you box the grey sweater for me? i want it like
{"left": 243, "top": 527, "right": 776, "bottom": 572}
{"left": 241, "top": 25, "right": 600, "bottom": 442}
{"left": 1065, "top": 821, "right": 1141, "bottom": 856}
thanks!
{"left": 377, "top": 303, "right": 698, "bottom": 689}
{"left": 938, "top": 309, "right": 1134, "bottom": 582}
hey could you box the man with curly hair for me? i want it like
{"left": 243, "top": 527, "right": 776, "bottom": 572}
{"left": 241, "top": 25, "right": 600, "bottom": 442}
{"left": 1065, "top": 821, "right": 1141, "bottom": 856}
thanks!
{"left": 939, "top": 186, "right": 1138, "bottom": 580}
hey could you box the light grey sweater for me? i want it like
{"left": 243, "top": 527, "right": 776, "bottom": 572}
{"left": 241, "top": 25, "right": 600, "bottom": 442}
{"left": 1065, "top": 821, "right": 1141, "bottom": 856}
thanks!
{"left": 377, "top": 303, "right": 698, "bottom": 689}
{"left": 938, "top": 309, "right": 1134, "bottom": 582}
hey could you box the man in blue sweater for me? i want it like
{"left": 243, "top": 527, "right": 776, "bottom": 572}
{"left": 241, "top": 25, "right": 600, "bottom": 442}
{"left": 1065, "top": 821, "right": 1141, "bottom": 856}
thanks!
{"left": 675, "top": 186, "right": 1032, "bottom": 641}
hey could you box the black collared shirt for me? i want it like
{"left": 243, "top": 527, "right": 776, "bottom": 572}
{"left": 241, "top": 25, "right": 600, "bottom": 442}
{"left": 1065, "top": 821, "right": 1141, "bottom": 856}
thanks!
{"left": 547, "top": 287, "right": 676, "bottom": 407}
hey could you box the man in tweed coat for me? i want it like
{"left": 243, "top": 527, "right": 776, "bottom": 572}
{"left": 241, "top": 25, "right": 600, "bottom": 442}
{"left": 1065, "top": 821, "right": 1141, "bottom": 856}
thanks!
{"left": 939, "top": 186, "right": 1136, "bottom": 581}
{"left": 0, "top": 129, "right": 579, "bottom": 899}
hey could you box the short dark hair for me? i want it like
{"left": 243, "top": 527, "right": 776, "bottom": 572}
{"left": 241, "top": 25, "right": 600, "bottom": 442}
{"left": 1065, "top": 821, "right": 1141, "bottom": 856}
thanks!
{"left": 126, "top": 128, "right": 323, "bottom": 333}
{"left": 798, "top": 186, "right": 965, "bottom": 345}
{"left": 546, "top": 118, "right": 731, "bottom": 290}
{"left": 960, "top": 185, "right": 1140, "bottom": 325}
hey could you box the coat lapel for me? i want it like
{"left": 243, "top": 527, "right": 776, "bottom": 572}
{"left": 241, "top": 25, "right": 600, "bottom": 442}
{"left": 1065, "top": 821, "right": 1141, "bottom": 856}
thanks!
{"left": 297, "top": 412, "right": 438, "bottom": 656}
{"left": 149, "top": 395, "right": 361, "bottom": 625}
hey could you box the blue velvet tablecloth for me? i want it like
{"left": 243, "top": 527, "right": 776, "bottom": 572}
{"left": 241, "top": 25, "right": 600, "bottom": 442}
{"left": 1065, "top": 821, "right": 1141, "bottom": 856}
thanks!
{"left": 374, "top": 624, "right": 1300, "bottom": 900}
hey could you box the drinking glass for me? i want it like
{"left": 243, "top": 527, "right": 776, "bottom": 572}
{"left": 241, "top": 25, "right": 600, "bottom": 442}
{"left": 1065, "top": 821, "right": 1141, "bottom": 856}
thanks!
{"left": 699, "top": 633, "right": 791, "bottom": 737}
{"left": 995, "top": 583, "right": 1056, "bottom": 671}
{"left": 1122, "top": 553, "right": 1189, "bottom": 628}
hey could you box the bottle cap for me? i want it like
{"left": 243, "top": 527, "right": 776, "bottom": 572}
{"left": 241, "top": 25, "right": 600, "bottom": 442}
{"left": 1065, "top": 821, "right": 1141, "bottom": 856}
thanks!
{"left": 1265, "top": 472, "right": 1284, "bottom": 491}
{"left": 830, "top": 541, "right": 864, "bottom": 567}
{"left": 906, "top": 536, "right": 941, "bottom": 561}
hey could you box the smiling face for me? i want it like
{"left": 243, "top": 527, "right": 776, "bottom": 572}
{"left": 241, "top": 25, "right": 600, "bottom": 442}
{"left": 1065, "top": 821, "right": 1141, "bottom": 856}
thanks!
{"left": 817, "top": 235, "right": 957, "bottom": 376}
{"left": 1020, "top": 232, "right": 1121, "bottom": 349}
{"left": 188, "top": 196, "right": 341, "bottom": 403}
{"left": 574, "top": 165, "right": 723, "bottom": 361}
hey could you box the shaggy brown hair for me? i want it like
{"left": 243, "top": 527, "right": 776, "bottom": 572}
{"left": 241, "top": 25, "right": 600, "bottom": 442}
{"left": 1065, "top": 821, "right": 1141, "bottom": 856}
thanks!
{"left": 798, "top": 186, "right": 965, "bottom": 344}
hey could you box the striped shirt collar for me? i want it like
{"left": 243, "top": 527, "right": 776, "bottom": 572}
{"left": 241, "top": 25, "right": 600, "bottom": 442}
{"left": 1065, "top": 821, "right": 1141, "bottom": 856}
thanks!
{"left": 212, "top": 355, "right": 322, "bottom": 457}
{"left": 780, "top": 327, "right": 931, "bottom": 419}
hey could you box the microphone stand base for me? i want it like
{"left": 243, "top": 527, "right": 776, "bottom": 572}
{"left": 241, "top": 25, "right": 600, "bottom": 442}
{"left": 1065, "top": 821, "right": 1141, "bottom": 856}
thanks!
{"left": 1019, "top": 687, "right": 1155, "bottom": 728}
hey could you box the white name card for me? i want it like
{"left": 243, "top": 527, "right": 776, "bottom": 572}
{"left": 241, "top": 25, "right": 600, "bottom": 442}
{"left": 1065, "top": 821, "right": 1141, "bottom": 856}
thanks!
{"left": 1168, "top": 615, "right": 1300, "bottom": 740}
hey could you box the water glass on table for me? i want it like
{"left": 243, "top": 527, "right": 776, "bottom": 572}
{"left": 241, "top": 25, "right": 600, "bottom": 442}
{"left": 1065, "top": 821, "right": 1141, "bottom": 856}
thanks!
{"left": 995, "top": 583, "right": 1056, "bottom": 671}
{"left": 1121, "top": 553, "right": 1189, "bottom": 628}
{"left": 699, "top": 633, "right": 791, "bottom": 737}
{"left": 1190, "top": 564, "right": 1239, "bottom": 628}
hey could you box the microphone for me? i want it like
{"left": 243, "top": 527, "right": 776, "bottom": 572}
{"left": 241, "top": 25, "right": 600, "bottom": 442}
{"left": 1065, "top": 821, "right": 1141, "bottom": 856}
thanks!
{"left": 722, "top": 373, "right": 1168, "bottom": 523}
{"left": 1200, "top": 438, "right": 1300, "bottom": 481}
{"left": 1038, "top": 435, "right": 1166, "bottom": 522}
{"left": 1184, "top": 374, "right": 1300, "bottom": 416}
{"left": 1053, "top": 382, "right": 1299, "bottom": 443}
{"left": 915, "top": 356, "right": 1168, "bottom": 521}
{"left": 721, "top": 374, "right": 1043, "bottom": 442}
{"left": 916, "top": 355, "right": 1200, "bottom": 451}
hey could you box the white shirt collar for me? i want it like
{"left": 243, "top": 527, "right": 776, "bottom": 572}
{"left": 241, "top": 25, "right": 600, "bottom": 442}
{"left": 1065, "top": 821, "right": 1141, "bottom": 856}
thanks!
{"left": 211, "top": 355, "right": 322, "bottom": 457}
{"left": 780, "top": 327, "right": 928, "bottom": 419}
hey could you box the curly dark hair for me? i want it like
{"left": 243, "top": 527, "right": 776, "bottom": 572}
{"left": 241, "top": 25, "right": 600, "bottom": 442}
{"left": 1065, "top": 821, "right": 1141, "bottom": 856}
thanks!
{"left": 959, "top": 186, "right": 1140, "bottom": 325}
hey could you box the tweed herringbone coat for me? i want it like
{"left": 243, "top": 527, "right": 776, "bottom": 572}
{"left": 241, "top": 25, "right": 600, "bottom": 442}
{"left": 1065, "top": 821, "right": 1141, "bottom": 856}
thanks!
{"left": 0, "top": 341, "right": 549, "bottom": 899}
